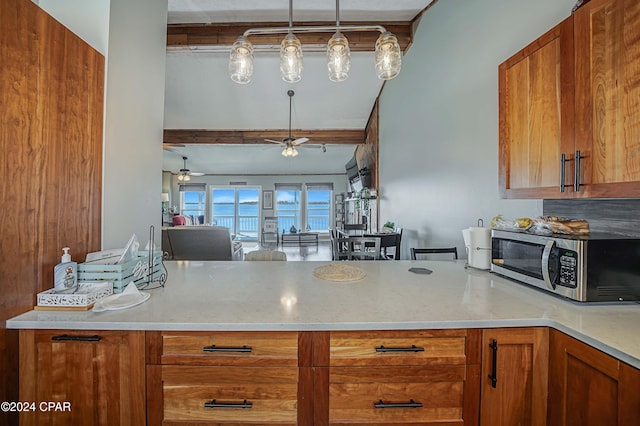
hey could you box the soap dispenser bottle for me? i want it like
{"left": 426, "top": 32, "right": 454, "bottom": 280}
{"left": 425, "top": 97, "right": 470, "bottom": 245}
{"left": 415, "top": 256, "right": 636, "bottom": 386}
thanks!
{"left": 54, "top": 247, "right": 78, "bottom": 293}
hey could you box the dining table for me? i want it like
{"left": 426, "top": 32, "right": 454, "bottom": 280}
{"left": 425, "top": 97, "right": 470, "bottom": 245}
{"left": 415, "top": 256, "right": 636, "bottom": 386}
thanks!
{"left": 364, "top": 232, "right": 401, "bottom": 259}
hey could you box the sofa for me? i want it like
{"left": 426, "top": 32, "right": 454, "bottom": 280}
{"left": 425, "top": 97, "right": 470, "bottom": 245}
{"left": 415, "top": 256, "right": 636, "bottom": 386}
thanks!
{"left": 162, "top": 226, "right": 243, "bottom": 261}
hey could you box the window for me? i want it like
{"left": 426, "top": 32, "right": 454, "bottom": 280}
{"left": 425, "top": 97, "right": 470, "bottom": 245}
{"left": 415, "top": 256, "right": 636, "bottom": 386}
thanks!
{"left": 211, "top": 187, "right": 260, "bottom": 240}
{"left": 179, "top": 183, "right": 206, "bottom": 219}
{"left": 275, "top": 183, "right": 302, "bottom": 232}
{"left": 306, "top": 183, "right": 333, "bottom": 232}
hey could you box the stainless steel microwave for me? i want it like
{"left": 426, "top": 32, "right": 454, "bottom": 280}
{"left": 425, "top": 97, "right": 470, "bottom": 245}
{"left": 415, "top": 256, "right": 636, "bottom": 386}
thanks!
{"left": 491, "top": 229, "right": 640, "bottom": 302}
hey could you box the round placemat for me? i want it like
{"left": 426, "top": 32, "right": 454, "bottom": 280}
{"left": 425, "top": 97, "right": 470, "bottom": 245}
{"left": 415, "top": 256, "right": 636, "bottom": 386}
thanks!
{"left": 312, "top": 263, "right": 366, "bottom": 282}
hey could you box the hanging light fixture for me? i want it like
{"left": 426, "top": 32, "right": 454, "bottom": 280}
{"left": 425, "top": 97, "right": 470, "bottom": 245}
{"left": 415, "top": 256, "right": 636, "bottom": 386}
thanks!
{"left": 280, "top": 0, "right": 303, "bottom": 83}
{"left": 177, "top": 156, "right": 192, "bottom": 182}
{"left": 228, "top": 36, "right": 254, "bottom": 84}
{"left": 375, "top": 32, "right": 402, "bottom": 80}
{"left": 281, "top": 144, "right": 299, "bottom": 157}
{"left": 327, "top": 0, "right": 350, "bottom": 82}
{"left": 228, "top": 1, "right": 401, "bottom": 84}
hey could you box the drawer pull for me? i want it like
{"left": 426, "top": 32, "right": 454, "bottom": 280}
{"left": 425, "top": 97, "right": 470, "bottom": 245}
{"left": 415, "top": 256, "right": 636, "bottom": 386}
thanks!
{"left": 375, "top": 344, "right": 424, "bottom": 353}
{"left": 202, "top": 344, "right": 252, "bottom": 353}
{"left": 374, "top": 399, "right": 423, "bottom": 409}
{"left": 51, "top": 334, "right": 101, "bottom": 342}
{"left": 204, "top": 399, "right": 253, "bottom": 409}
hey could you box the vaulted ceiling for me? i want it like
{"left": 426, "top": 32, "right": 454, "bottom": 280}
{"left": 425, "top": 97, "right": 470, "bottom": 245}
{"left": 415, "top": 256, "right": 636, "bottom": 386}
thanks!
{"left": 162, "top": 0, "right": 436, "bottom": 175}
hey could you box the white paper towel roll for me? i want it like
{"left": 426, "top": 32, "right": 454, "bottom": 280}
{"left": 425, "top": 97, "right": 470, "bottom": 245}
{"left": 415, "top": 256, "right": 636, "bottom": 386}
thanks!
{"left": 469, "top": 227, "right": 491, "bottom": 270}
{"left": 461, "top": 228, "right": 472, "bottom": 264}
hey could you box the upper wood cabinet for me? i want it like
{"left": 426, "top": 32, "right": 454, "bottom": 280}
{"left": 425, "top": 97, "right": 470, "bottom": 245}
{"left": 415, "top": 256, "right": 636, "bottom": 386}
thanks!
{"left": 499, "top": 0, "right": 640, "bottom": 198}
{"left": 574, "top": 0, "right": 640, "bottom": 197}
{"left": 499, "top": 17, "right": 575, "bottom": 199}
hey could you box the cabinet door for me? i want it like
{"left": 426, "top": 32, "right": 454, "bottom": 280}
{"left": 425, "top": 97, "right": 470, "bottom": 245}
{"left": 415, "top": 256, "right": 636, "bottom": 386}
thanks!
{"left": 19, "top": 329, "right": 145, "bottom": 426}
{"left": 574, "top": 0, "right": 640, "bottom": 197}
{"left": 498, "top": 17, "right": 575, "bottom": 198}
{"left": 480, "top": 327, "right": 549, "bottom": 426}
{"left": 548, "top": 329, "right": 640, "bottom": 426}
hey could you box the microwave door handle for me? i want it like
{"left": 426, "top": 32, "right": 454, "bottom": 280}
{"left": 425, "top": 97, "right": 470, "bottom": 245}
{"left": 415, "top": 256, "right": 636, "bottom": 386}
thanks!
{"left": 541, "top": 240, "right": 556, "bottom": 290}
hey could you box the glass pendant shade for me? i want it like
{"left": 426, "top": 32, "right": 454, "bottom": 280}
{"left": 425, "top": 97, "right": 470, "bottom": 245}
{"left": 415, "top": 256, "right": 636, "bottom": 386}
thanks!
{"left": 282, "top": 145, "right": 299, "bottom": 157}
{"left": 229, "top": 36, "right": 254, "bottom": 84}
{"left": 327, "top": 32, "right": 350, "bottom": 82}
{"left": 374, "top": 32, "right": 402, "bottom": 80}
{"left": 280, "top": 33, "right": 303, "bottom": 83}
{"left": 178, "top": 173, "right": 191, "bottom": 182}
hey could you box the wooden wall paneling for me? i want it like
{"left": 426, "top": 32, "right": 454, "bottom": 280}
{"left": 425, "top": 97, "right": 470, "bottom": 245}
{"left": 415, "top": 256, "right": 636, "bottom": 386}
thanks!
{"left": 0, "top": 0, "right": 104, "bottom": 421}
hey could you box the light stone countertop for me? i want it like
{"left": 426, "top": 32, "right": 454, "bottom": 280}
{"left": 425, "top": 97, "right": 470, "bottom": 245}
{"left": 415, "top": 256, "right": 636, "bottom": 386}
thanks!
{"left": 7, "top": 260, "right": 640, "bottom": 369}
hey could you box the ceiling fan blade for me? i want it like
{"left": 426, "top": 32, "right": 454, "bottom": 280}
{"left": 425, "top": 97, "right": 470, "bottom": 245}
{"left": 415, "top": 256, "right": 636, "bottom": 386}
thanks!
{"left": 189, "top": 172, "right": 205, "bottom": 176}
{"left": 292, "top": 137, "right": 309, "bottom": 145}
{"left": 299, "top": 144, "right": 322, "bottom": 149}
{"left": 265, "top": 139, "right": 284, "bottom": 145}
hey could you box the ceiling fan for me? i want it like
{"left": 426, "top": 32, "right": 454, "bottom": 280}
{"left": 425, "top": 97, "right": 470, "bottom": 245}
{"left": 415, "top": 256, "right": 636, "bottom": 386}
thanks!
{"left": 176, "top": 156, "right": 204, "bottom": 182}
{"left": 265, "top": 90, "right": 321, "bottom": 157}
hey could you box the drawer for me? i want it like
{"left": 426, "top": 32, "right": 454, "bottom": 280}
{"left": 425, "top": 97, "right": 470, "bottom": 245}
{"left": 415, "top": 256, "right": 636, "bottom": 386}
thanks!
{"left": 157, "top": 331, "right": 299, "bottom": 366}
{"left": 330, "top": 330, "right": 467, "bottom": 366}
{"left": 161, "top": 365, "right": 298, "bottom": 423}
{"left": 329, "top": 366, "right": 465, "bottom": 424}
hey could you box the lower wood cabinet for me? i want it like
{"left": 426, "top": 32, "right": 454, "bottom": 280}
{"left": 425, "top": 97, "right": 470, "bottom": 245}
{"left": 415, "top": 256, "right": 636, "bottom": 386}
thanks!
{"left": 480, "top": 327, "right": 549, "bottom": 426}
{"left": 146, "top": 330, "right": 308, "bottom": 425}
{"left": 314, "top": 329, "right": 482, "bottom": 425}
{"left": 19, "top": 329, "right": 145, "bottom": 426}
{"left": 548, "top": 329, "right": 640, "bottom": 426}
{"left": 17, "top": 327, "right": 640, "bottom": 425}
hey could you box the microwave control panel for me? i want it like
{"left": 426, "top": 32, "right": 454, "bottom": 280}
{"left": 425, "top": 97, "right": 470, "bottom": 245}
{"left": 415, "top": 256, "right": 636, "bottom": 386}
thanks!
{"left": 558, "top": 249, "right": 578, "bottom": 288}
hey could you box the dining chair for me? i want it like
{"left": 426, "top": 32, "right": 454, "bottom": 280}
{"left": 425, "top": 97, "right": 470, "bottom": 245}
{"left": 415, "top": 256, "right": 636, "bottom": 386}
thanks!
{"left": 410, "top": 247, "right": 458, "bottom": 260}
{"left": 383, "top": 227, "right": 403, "bottom": 260}
{"left": 245, "top": 250, "right": 287, "bottom": 261}
{"left": 334, "top": 237, "right": 381, "bottom": 260}
{"left": 343, "top": 223, "right": 367, "bottom": 236}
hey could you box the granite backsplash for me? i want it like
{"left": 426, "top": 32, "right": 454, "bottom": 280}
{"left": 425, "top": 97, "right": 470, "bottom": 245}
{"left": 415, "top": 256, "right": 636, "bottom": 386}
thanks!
{"left": 543, "top": 199, "right": 640, "bottom": 237}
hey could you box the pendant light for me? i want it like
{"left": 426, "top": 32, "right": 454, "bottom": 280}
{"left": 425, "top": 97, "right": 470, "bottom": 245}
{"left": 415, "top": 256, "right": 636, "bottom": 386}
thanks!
{"left": 375, "top": 32, "right": 402, "bottom": 80}
{"left": 228, "top": 2, "right": 402, "bottom": 84}
{"left": 229, "top": 36, "right": 254, "bottom": 84}
{"left": 327, "top": 0, "right": 350, "bottom": 82}
{"left": 280, "top": 0, "right": 303, "bottom": 83}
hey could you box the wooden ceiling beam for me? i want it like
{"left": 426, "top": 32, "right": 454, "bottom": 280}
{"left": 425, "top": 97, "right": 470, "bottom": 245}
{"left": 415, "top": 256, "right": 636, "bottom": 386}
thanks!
{"left": 164, "top": 129, "right": 366, "bottom": 146}
{"left": 167, "top": 22, "right": 413, "bottom": 52}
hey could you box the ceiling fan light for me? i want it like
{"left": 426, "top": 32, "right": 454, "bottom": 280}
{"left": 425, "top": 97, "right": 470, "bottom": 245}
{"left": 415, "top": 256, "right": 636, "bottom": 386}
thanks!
{"left": 280, "top": 33, "right": 303, "bottom": 83}
{"left": 374, "top": 32, "right": 402, "bottom": 80}
{"left": 327, "top": 31, "right": 350, "bottom": 82}
{"left": 229, "top": 36, "right": 254, "bottom": 84}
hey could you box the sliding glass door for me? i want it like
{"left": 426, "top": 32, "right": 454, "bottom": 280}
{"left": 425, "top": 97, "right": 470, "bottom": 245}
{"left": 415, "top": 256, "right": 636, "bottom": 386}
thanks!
{"left": 211, "top": 187, "right": 260, "bottom": 240}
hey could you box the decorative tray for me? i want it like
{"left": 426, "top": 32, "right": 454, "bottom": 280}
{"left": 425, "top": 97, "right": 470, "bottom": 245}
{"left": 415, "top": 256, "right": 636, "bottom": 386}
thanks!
{"left": 35, "top": 282, "right": 114, "bottom": 311}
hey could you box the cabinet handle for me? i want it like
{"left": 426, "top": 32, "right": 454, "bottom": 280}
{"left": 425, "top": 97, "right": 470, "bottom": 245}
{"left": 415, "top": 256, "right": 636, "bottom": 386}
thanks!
{"left": 488, "top": 339, "right": 498, "bottom": 388}
{"left": 375, "top": 344, "right": 424, "bottom": 353}
{"left": 374, "top": 399, "right": 423, "bottom": 409}
{"left": 204, "top": 399, "right": 253, "bottom": 409}
{"left": 51, "top": 334, "right": 101, "bottom": 342}
{"left": 574, "top": 150, "right": 584, "bottom": 192}
{"left": 202, "top": 344, "right": 252, "bottom": 353}
{"left": 560, "top": 153, "right": 568, "bottom": 192}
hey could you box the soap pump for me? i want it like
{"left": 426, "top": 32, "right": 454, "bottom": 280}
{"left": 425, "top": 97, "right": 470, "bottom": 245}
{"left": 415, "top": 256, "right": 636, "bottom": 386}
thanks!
{"left": 54, "top": 247, "right": 78, "bottom": 293}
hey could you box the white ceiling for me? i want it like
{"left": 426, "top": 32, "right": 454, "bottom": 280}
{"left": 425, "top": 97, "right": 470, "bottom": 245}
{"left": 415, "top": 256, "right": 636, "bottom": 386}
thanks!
{"left": 163, "top": 0, "right": 435, "bottom": 175}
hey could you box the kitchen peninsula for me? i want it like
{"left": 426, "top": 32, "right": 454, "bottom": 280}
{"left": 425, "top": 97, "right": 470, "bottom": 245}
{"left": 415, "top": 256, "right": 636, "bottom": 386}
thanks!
{"left": 8, "top": 260, "right": 640, "bottom": 425}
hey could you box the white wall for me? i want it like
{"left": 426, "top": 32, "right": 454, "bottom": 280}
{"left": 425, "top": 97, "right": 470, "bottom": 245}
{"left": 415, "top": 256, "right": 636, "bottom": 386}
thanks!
{"left": 33, "top": 0, "right": 109, "bottom": 55}
{"left": 102, "top": 0, "right": 168, "bottom": 249}
{"left": 379, "top": 0, "right": 576, "bottom": 259}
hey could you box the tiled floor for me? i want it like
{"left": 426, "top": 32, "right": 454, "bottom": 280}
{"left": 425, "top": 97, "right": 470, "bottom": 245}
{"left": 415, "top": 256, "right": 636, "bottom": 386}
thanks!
{"left": 241, "top": 241, "right": 333, "bottom": 261}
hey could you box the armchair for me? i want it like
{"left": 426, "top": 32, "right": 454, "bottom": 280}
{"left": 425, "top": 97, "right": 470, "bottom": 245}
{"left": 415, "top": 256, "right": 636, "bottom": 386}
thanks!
{"left": 163, "top": 226, "right": 243, "bottom": 261}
